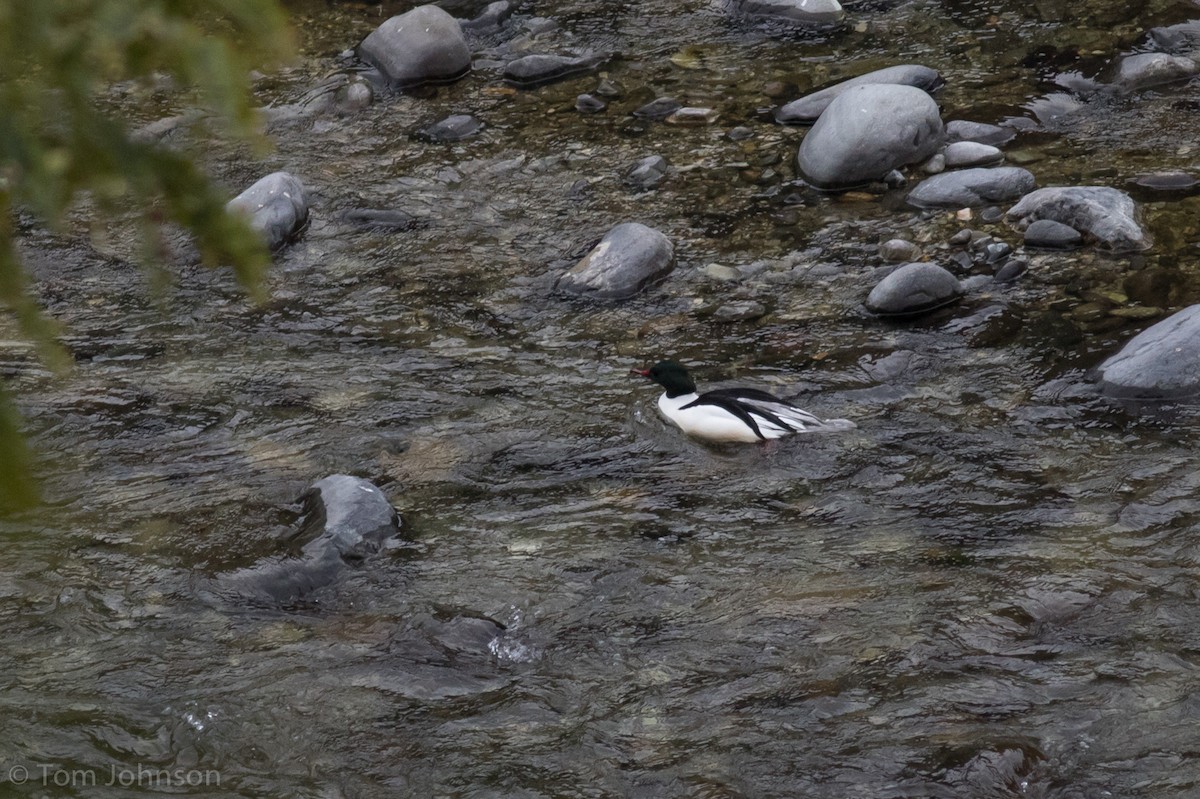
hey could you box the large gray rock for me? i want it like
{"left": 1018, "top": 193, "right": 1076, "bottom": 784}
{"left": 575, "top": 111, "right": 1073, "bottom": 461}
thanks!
{"left": 1096, "top": 305, "right": 1200, "bottom": 399}
{"left": 1006, "top": 186, "right": 1151, "bottom": 252}
{"left": 732, "top": 0, "right": 844, "bottom": 25}
{"left": 556, "top": 223, "right": 674, "bottom": 300}
{"left": 226, "top": 172, "right": 309, "bottom": 251}
{"left": 218, "top": 475, "right": 400, "bottom": 602}
{"left": 1109, "top": 52, "right": 1198, "bottom": 92}
{"left": 797, "top": 84, "right": 944, "bottom": 189}
{"left": 907, "top": 166, "right": 1035, "bottom": 208}
{"left": 775, "top": 65, "right": 943, "bottom": 125}
{"left": 865, "top": 262, "right": 962, "bottom": 317}
{"left": 359, "top": 5, "right": 471, "bottom": 89}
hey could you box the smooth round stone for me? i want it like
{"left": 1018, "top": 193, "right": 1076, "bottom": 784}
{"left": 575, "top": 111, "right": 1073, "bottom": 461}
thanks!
{"left": 359, "top": 5, "right": 471, "bottom": 89}
{"left": 945, "top": 120, "right": 1016, "bottom": 147}
{"left": 879, "top": 239, "right": 922, "bottom": 263}
{"left": 414, "top": 113, "right": 484, "bottom": 142}
{"left": 667, "top": 107, "right": 720, "bottom": 125}
{"left": 1024, "top": 219, "right": 1083, "bottom": 249}
{"left": 906, "top": 167, "right": 1035, "bottom": 208}
{"left": 226, "top": 172, "right": 309, "bottom": 251}
{"left": 624, "top": 155, "right": 669, "bottom": 191}
{"left": 865, "top": 262, "right": 962, "bottom": 317}
{"left": 1096, "top": 305, "right": 1200, "bottom": 399}
{"left": 1006, "top": 186, "right": 1151, "bottom": 252}
{"left": 732, "top": 0, "right": 844, "bottom": 25}
{"left": 576, "top": 94, "right": 607, "bottom": 113}
{"left": 1129, "top": 171, "right": 1200, "bottom": 200}
{"left": 504, "top": 54, "right": 604, "bottom": 88}
{"left": 797, "top": 84, "right": 944, "bottom": 190}
{"left": 775, "top": 65, "right": 943, "bottom": 125}
{"left": 1109, "top": 53, "right": 1199, "bottom": 92}
{"left": 943, "top": 141, "right": 1004, "bottom": 168}
{"left": 555, "top": 222, "right": 675, "bottom": 300}
{"left": 727, "top": 126, "right": 755, "bottom": 141}
{"left": 633, "top": 97, "right": 681, "bottom": 120}
{"left": 461, "top": 0, "right": 514, "bottom": 31}
{"left": 994, "top": 258, "right": 1027, "bottom": 283}
{"left": 923, "top": 153, "right": 946, "bottom": 174}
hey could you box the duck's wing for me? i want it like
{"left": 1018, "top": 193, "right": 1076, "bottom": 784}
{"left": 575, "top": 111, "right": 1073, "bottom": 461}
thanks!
{"left": 696, "top": 388, "right": 850, "bottom": 435}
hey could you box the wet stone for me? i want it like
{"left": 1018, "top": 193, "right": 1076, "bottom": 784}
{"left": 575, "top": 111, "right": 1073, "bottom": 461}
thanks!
{"left": 923, "top": 153, "right": 946, "bottom": 174}
{"left": 980, "top": 206, "right": 1004, "bottom": 223}
{"left": 555, "top": 222, "right": 675, "bottom": 300}
{"left": 879, "top": 239, "right": 922, "bottom": 263}
{"left": 633, "top": 97, "right": 681, "bottom": 120}
{"left": 1096, "top": 304, "right": 1200, "bottom": 399}
{"left": 945, "top": 120, "right": 1016, "bottom": 147}
{"left": 727, "top": 126, "right": 755, "bottom": 141}
{"left": 906, "top": 167, "right": 1035, "bottom": 209}
{"left": 731, "top": 0, "right": 844, "bottom": 25}
{"left": 359, "top": 5, "right": 471, "bottom": 89}
{"left": 575, "top": 94, "right": 607, "bottom": 113}
{"left": 796, "top": 84, "right": 944, "bottom": 190}
{"left": 666, "top": 107, "right": 719, "bottom": 125}
{"left": 775, "top": 64, "right": 943, "bottom": 125}
{"left": 943, "top": 141, "right": 1004, "bottom": 169}
{"left": 341, "top": 208, "right": 419, "bottom": 231}
{"left": 460, "top": 0, "right": 514, "bottom": 31}
{"left": 1109, "top": 53, "right": 1199, "bottom": 92}
{"left": 227, "top": 172, "right": 309, "bottom": 252}
{"left": 995, "top": 258, "right": 1027, "bottom": 282}
{"left": 1025, "top": 219, "right": 1083, "bottom": 249}
{"left": 414, "top": 113, "right": 484, "bottom": 142}
{"left": 624, "top": 155, "right": 669, "bottom": 191}
{"left": 1148, "top": 21, "right": 1200, "bottom": 54}
{"left": 504, "top": 53, "right": 605, "bottom": 88}
{"left": 865, "top": 262, "right": 962, "bottom": 317}
{"left": 711, "top": 300, "right": 767, "bottom": 322}
{"left": 1128, "top": 171, "right": 1200, "bottom": 201}
{"left": 1006, "top": 186, "right": 1151, "bottom": 252}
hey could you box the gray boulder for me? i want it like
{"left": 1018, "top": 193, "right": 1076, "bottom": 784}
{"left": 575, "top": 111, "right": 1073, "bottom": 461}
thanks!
{"left": 359, "top": 5, "right": 471, "bottom": 89}
{"left": 907, "top": 166, "right": 1035, "bottom": 208}
{"left": 227, "top": 172, "right": 309, "bottom": 251}
{"left": 1006, "top": 186, "right": 1151, "bottom": 252}
{"left": 1109, "top": 53, "right": 1198, "bottom": 92}
{"left": 556, "top": 223, "right": 674, "bottom": 300}
{"left": 219, "top": 475, "right": 400, "bottom": 602}
{"left": 797, "top": 84, "right": 944, "bottom": 189}
{"left": 1096, "top": 305, "right": 1200, "bottom": 399}
{"left": 733, "top": 0, "right": 844, "bottom": 25}
{"left": 775, "top": 65, "right": 943, "bottom": 125}
{"left": 865, "top": 262, "right": 962, "bottom": 317}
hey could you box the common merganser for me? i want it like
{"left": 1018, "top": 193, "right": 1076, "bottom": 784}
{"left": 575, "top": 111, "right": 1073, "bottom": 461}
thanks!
{"left": 631, "top": 360, "right": 855, "bottom": 443}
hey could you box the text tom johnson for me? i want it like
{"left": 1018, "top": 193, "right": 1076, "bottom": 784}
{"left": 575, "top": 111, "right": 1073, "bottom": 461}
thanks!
{"left": 8, "top": 763, "right": 221, "bottom": 788}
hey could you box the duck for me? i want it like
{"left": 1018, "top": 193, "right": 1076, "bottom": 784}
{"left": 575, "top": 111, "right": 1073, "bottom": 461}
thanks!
{"left": 631, "top": 360, "right": 855, "bottom": 443}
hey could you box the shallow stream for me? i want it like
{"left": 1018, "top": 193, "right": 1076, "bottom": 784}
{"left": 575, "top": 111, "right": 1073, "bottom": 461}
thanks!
{"left": 4, "top": 0, "right": 1200, "bottom": 796}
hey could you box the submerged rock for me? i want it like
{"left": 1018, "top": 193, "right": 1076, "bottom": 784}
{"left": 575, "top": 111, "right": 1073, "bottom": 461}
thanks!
{"left": 624, "top": 155, "right": 669, "bottom": 191}
{"left": 359, "top": 5, "right": 472, "bottom": 89}
{"left": 797, "top": 84, "right": 944, "bottom": 190}
{"left": 732, "top": 0, "right": 844, "bottom": 25}
{"left": 219, "top": 475, "right": 400, "bottom": 602}
{"left": 1096, "top": 305, "right": 1200, "bottom": 399}
{"left": 415, "top": 114, "right": 484, "bottom": 142}
{"left": 1129, "top": 171, "right": 1200, "bottom": 201}
{"left": 907, "top": 167, "right": 1035, "bottom": 208}
{"left": 555, "top": 222, "right": 674, "bottom": 300}
{"left": 633, "top": 97, "right": 682, "bottom": 120}
{"left": 226, "top": 172, "right": 309, "bottom": 251}
{"left": 865, "top": 262, "right": 962, "bottom": 317}
{"left": 1148, "top": 21, "right": 1200, "bottom": 55}
{"left": 945, "top": 120, "right": 1016, "bottom": 147}
{"left": 1024, "top": 219, "right": 1082, "bottom": 249}
{"left": 1006, "top": 186, "right": 1151, "bottom": 252}
{"left": 460, "top": 0, "right": 515, "bottom": 31}
{"left": 775, "top": 65, "right": 943, "bottom": 125}
{"left": 341, "top": 208, "right": 419, "bottom": 231}
{"left": 504, "top": 54, "right": 606, "bottom": 87}
{"left": 1108, "top": 53, "right": 1198, "bottom": 92}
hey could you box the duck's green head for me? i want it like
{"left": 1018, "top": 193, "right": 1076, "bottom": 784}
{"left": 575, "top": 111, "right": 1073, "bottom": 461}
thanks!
{"left": 631, "top": 360, "right": 696, "bottom": 397}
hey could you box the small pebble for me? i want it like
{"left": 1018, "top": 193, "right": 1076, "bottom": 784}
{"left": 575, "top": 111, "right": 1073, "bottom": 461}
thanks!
{"left": 980, "top": 206, "right": 1004, "bottom": 223}
{"left": 666, "top": 107, "right": 720, "bottom": 125}
{"left": 879, "top": 239, "right": 922, "bottom": 263}
{"left": 575, "top": 94, "right": 607, "bottom": 113}
{"left": 633, "top": 97, "right": 681, "bottom": 120}
{"left": 995, "top": 258, "right": 1027, "bottom": 282}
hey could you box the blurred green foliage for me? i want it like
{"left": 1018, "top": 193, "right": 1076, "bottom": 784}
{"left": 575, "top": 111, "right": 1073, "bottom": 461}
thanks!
{"left": 0, "top": 0, "right": 294, "bottom": 511}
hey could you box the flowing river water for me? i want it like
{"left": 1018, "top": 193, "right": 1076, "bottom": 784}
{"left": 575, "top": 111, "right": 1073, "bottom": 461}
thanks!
{"left": 4, "top": 0, "right": 1200, "bottom": 796}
